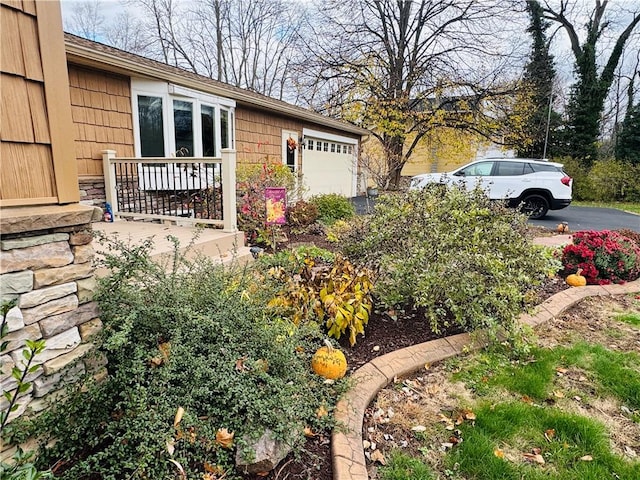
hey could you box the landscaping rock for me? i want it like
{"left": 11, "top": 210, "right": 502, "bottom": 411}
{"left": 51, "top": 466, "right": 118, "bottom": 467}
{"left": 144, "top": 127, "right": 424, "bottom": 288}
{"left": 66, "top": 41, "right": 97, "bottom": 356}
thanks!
{"left": 235, "top": 429, "right": 296, "bottom": 474}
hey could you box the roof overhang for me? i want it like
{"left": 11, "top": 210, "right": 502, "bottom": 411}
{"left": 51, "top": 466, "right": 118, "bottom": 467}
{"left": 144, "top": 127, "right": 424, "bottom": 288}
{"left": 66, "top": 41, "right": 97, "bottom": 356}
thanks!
{"left": 64, "top": 36, "right": 369, "bottom": 138}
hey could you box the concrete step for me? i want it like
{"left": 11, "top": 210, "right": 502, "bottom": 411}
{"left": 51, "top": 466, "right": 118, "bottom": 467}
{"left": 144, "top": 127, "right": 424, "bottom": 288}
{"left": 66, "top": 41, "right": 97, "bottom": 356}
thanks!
{"left": 92, "top": 220, "right": 252, "bottom": 276}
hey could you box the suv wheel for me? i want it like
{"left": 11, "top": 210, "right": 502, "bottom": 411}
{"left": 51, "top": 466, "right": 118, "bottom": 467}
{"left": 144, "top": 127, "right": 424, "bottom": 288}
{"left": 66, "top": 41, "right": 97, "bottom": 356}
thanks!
{"left": 521, "top": 194, "right": 549, "bottom": 219}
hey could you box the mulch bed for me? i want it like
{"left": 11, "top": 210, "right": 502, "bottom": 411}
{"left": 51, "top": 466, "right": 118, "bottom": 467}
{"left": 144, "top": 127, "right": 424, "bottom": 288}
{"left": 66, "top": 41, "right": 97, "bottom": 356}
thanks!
{"left": 244, "top": 227, "right": 568, "bottom": 480}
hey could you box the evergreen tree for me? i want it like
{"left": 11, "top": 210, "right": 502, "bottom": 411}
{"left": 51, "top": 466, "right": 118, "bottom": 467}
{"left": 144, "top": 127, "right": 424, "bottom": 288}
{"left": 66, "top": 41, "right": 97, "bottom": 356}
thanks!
{"left": 516, "top": 0, "right": 559, "bottom": 158}
{"left": 541, "top": 1, "right": 640, "bottom": 166}
{"left": 616, "top": 101, "right": 640, "bottom": 165}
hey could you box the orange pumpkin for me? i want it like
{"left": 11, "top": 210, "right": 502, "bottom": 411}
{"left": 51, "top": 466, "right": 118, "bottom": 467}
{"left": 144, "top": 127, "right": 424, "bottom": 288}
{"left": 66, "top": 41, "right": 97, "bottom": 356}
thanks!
{"left": 311, "top": 340, "right": 347, "bottom": 380}
{"left": 566, "top": 268, "right": 587, "bottom": 287}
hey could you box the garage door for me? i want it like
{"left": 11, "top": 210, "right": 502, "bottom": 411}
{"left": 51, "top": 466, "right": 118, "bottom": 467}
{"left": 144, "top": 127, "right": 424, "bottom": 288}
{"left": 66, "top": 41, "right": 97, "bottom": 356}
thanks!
{"left": 301, "top": 129, "right": 357, "bottom": 197}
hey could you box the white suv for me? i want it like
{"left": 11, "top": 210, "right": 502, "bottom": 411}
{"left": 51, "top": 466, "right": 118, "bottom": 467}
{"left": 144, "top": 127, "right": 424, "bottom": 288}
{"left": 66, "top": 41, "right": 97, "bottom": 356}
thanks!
{"left": 409, "top": 158, "right": 572, "bottom": 219}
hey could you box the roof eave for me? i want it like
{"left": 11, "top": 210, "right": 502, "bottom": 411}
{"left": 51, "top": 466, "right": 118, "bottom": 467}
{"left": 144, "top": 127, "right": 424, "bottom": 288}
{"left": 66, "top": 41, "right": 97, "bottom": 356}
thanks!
{"left": 65, "top": 41, "right": 368, "bottom": 138}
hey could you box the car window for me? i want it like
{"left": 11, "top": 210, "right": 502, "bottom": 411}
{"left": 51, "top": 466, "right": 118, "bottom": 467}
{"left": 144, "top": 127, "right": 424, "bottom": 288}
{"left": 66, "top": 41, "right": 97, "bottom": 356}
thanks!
{"left": 459, "top": 161, "right": 494, "bottom": 176}
{"left": 495, "top": 161, "right": 525, "bottom": 176}
{"left": 529, "top": 163, "right": 561, "bottom": 172}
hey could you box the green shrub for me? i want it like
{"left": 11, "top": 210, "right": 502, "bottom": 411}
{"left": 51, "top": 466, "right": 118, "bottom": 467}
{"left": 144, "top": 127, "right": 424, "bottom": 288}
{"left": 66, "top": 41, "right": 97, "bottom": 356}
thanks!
{"left": 30, "top": 236, "right": 346, "bottom": 479}
{"left": 337, "top": 185, "right": 560, "bottom": 335}
{"left": 587, "top": 158, "right": 640, "bottom": 202}
{"left": 309, "top": 193, "right": 355, "bottom": 225}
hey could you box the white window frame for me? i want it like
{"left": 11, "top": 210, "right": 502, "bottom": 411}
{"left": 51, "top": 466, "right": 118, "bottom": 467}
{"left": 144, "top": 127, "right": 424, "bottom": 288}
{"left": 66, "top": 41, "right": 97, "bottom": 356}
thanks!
{"left": 131, "top": 78, "right": 236, "bottom": 158}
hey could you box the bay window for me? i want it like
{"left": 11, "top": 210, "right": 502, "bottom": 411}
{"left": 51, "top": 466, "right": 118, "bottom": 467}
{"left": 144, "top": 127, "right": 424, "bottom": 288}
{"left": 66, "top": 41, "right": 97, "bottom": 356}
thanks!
{"left": 132, "top": 79, "right": 235, "bottom": 158}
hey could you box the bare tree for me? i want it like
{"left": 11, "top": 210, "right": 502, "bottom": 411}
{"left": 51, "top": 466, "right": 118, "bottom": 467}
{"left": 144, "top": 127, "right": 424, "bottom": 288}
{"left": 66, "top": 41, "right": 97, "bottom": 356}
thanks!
{"left": 295, "top": 0, "right": 522, "bottom": 188}
{"left": 65, "top": 0, "right": 106, "bottom": 41}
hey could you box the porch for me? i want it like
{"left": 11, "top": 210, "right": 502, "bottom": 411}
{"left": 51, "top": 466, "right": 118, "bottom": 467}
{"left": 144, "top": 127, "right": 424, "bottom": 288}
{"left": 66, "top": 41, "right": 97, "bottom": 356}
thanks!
{"left": 92, "top": 220, "right": 252, "bottom": 277}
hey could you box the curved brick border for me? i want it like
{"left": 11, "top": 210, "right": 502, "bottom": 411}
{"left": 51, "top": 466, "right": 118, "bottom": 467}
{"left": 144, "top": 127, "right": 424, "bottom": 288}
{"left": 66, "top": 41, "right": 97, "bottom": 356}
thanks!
{"left": 332, "top": 278, "right": 640, "bottom": 480}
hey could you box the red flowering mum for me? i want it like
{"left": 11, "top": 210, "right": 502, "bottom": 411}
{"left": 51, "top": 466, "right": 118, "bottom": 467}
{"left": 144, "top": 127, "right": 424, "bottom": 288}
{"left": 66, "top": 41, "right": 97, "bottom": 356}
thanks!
{"left": 561, "top": 230, "right": 640, "bottom": 284}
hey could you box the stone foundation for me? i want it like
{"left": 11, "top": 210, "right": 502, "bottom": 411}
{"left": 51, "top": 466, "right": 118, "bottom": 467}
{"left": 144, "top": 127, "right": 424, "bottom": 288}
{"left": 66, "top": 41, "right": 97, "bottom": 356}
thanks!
{"left": 0, "top": 204, "right": 104, "bottom": 461}
{"left": 79, "top": 177, "right": 106, "bottom": 207}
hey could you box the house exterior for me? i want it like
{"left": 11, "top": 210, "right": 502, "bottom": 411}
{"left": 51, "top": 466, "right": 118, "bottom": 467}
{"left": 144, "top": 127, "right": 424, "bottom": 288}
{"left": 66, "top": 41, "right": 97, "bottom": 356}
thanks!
{"left": 63, "top": 34, "right": 369, "bottom": 209}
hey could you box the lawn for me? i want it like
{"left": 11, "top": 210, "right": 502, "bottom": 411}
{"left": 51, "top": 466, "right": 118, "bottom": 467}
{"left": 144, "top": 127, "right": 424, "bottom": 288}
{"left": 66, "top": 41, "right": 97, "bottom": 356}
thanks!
{"left": 367, "top": 294, "right": 640, "bottom": 480}
{"left": 572, "top": 200, "right": 640, "bottom": 215}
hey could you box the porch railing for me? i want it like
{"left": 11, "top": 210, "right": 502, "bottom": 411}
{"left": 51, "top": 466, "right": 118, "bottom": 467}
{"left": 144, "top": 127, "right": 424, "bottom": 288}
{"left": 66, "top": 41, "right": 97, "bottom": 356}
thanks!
{"left": 102, "top": 149, "right": 237, "bottom": 232}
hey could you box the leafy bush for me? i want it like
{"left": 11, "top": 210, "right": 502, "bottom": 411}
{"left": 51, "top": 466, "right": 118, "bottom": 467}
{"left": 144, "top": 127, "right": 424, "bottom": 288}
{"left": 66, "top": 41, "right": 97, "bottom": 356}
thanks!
{"left": 264, "top": 249, "right": 373, "bottom": 345}
{"left": 556, "top": 156, "right": 640, "bottom": 202}
{"left": 30, "top": 236, "right": 346, "bottom": 479}
{"left": 337, "top": 185, "right": 560, "bottom": 335}
{"left": 561, "top": 230, "right": 640, "bottom": 284}
{"left": 286, "top": 200, "right": 319, "bottom": 232}
{"left": 588, "top": 158, "right": 640, "bottom": 202}
{"left": 236, "top": 163, "right": 304, "bottom": 244}
{"left": 309, "top": 193, "right": 355, "bottom": 225}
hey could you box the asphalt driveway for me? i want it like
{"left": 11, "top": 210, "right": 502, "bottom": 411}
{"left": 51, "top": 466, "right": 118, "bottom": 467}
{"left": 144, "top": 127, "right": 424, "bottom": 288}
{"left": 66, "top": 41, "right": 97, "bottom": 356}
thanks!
{"left": 351, "top": 196, "right": 640, "bottom": 232}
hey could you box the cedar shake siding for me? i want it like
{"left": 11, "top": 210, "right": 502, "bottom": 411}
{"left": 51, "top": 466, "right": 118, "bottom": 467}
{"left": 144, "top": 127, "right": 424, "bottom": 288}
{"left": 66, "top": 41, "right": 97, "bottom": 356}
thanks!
{"left": 1, "top": 2, "right": 55, "bottom": 203}
{"left": 236, "top": 108, "right": 360, "bottom": 167}
{"left": 68, "top": 65, "right": 134, "bottom": 177}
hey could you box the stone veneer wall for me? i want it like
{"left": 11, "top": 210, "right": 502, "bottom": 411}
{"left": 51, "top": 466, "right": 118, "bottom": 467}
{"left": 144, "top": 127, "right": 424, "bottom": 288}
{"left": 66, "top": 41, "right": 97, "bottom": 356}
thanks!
{"left": 79, "top": 177, "right": 106, "bottom": 207}
{"left": 0, "top": 205, "right": 106, "bottom": 460}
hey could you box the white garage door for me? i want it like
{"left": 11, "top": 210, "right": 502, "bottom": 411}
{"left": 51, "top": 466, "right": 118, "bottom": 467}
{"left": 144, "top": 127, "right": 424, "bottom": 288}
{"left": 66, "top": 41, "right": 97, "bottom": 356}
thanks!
{"left": 301, "top": 129, "right": 357, "bottom": 197}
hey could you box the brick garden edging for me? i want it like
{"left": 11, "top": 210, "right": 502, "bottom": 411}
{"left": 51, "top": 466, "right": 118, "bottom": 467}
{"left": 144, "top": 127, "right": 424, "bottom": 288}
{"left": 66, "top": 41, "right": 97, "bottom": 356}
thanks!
{"left": 331, "top": 278, "right": 640, "bottom": 480}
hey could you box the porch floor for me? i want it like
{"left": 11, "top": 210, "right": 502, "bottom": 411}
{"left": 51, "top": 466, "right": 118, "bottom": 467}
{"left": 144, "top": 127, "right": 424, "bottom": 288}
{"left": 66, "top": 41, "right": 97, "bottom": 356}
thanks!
{"left": 92, "top": 220, "right": 251, "bottom": 274}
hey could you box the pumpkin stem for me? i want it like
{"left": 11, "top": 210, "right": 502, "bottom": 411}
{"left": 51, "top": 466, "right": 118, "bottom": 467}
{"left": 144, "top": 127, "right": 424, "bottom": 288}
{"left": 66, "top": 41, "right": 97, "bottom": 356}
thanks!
{"left": 323, "top": 338, "right": 334, "bottom": 351}
{"left": 576, "top": 268, "right": 583, "bottom": 276}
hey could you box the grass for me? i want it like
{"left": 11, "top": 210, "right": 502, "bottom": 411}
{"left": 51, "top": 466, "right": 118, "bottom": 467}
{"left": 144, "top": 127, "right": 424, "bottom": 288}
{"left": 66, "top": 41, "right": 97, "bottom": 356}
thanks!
{"left": 616, "top": 312, "right": 640, "bottom": 327}
{"left": 379, "top": 297, "right": 640, "bottom": 480}
{"left": 572, "top": 200, "right": 640, "bottom": 215}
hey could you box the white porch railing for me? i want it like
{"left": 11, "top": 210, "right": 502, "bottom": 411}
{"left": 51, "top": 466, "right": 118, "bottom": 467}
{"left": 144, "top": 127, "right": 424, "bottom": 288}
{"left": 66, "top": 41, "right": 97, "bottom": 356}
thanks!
{"left": 102, "top": 149, "right": 237, "bottom": 232}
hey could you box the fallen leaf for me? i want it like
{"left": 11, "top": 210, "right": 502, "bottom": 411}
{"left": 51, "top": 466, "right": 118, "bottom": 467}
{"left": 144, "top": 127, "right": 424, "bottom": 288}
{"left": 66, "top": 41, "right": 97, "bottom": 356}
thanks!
{"left": 449, "top": 435, "right": 462, "bottom": 445}
{"left": 425, "top": 384, "right": 441, "bottom": 395}
{"left": 235, "top": 356, "right": 248, "bottom": 372}
{"left": 304, "top": 426, "right": 316, "bottom": 437}
{"left": 553, "top": 390, "right": 565, "bottom": 398}
{"left": 556, "top": 367, "right": 568, "bottom": 375}
{"left": 544, "top": 429, "right": 555, "bottom": 442}
{"left": 174, "top": 407, "right": 185, "bottom": 428}
{"left": 579, "top": 455, "right": 593, "bottom": 461}
{"left": 532, "top": 447, "right": 542, "bottom": 455}
{"left": 159, "top": 342, "right": 171, "bottom": 361}
{"left": 411, "top": 425, "right": 427, "bottom": 432}
{"left": 494, "top": 448, "right": 504, "bottom": 458}
{"left": 441, "top": 442, "right": 454, "bottom": 450}
{"left": 463, "top": 410, "right": 476, "bottom": 421}
{"left": 316, "top": 405, "right": 328, "bottom": 418}
{"left": 362, "top": 440, "right": 371, "bottom": 449}
{"left": 523, "top": 453, "right": 545, "bottom": 464}
{"left": 166, "top": 438, "right": 175, "bottom": 456}
{"left": 168, "top": 459, "right": 186, "bottom": 479}
{"left": 370, "top": 449, "right": 386, "bottom": 465}
{"left": 522, "top": 395, "right": 533, "bottom": 404}
{"left": 424, "top": 362, "right": 431, "bottom": 370}
{"left": 215, "top": 428, "right": 234, "bottom": 449}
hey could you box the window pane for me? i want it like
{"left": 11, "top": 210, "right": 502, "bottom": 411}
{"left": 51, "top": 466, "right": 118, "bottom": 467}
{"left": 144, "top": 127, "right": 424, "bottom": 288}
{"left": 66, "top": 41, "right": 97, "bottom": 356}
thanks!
{"left": 308, "top": 139, "right": 314, "bottom": 150}
{"left": 201, "top": 105, "right": 216, "bottom": 157}
{"left": 324, "top": 142, "right": 328, "bottom": 152}
{"left": 316, "top": 141, "right": 322, "bottom": 151}
{"left": 173, "top": 100, "right": 193, "bottom": 156}
{"left": 496, "top": 161, "right": 524, "bottom": 176}
{"left": 221, "top": 109, "right": 229, "bottom": 149}
{"left": 138, "top": 95, "right": 165, "bottom": 157}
